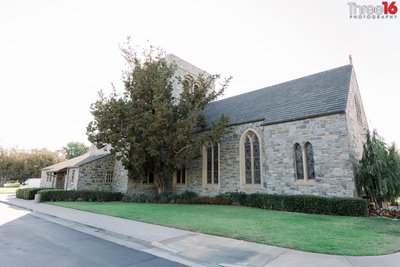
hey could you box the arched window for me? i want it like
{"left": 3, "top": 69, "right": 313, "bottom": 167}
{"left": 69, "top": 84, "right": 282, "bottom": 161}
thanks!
{"left": 294, "top": 143, "right": 304, "bottom": 180}
{"left": 294, "top": 142, "right": 315, "bottom": 181}
{"left": 203, "top": 142, "right": 219, "bottom": 186}
{"left": 305, "top": 142, "right": 315, "bottom": 180}
{"left": 241, "top": 130, "right": 262, "bottom": 186}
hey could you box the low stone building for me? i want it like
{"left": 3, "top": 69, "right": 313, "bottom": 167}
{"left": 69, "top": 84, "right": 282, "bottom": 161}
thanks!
{"left": 41, "top": 61, "right": 368, "bottom": 198}
{"left": 40, "top": 146, "right": 113, "bottom": 190}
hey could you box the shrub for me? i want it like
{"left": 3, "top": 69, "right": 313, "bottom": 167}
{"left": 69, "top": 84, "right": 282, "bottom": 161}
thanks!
{"left": 115, "top": 189, "right": 369, "bottom": 217}
{"left": 39, "top": 189, "right": 123, "bottom": 202}
{"left": 122, "top": 194, "right": 154, "bottom": 203}
{"left": 216, "top": 192, "right": 368, "bottom": 217}
{"left": 177, "top": 191, "right": 198, "bottom": 200}
{"left": 248, "top": 193, "right": 368, "bottom": 216}
{"left": 122, "top": 191, "right": 199, "bottom": 203}
{"left": 16, "top": 188, "right": 51, "bottom": 200}
{"left": 216, "top": 191, "right": 247, "bottom": 205}
{"left": 156, "top": 192, "right": 179, "bottom": 203}
{"left": 177, "top": 197, "right": 232, "bottom": 205}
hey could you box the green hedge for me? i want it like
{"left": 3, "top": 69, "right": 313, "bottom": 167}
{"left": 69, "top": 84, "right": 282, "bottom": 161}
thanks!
{"left": 16, "top": 188, "right": 50, "bottom": 200}
{"left": 122, "top": 191, "right": 367, "bottom": 217}
{"left": 216, "top": 192, "right": 368, "bottom": 217}
{"left": 39, "top": 189, "right": 123, "bottom": 202}
{"left": 122, "top": 191, "right": 199, "bottom": 203}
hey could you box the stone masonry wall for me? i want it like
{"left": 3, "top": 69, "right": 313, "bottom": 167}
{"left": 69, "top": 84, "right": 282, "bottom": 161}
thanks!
{"left": 111, "top": 160, "right": 128, "bottom": 193}
{"left": 65, "top": 168, "right": 79, "bottom": 190}
{"left": 345, "top": 69, "right": 368, "bottom": 170}
{"left": 77, "top": 155, "right": 115, "bottom": 191}
{"left": 171, "top": 114, "right": 356, "bottom": 197}
{"left": 40, "top": 170, "right": 52, "bottom": 188}
{"left": 115, "top": 115, "right": 357, "bottom": 198}
{"left": 263, "top": 114, "right": 355, "bottom": 197}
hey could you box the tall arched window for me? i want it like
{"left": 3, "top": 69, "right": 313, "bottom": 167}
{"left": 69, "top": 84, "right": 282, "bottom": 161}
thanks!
{"left": 305, "top": 142, "right": 315, "bottom": 180}
{"left": 241, "top": 130, "right": 262, "bottom": 187}
{"left": 294, "top": 143, "right": 304, "bottom": 180}
{"left": 203, "top": 142, "right": 219, "bottom": 186}
{"left": 294, "top": 142, "right": 315, "bottom": 181}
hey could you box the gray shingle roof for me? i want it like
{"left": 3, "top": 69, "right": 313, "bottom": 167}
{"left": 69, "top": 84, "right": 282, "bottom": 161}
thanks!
{"left": 202, "top": 65, "right": 353, "bottom": 126}
{"left": 42, "top": 152, "right": 111, "bottom": 172}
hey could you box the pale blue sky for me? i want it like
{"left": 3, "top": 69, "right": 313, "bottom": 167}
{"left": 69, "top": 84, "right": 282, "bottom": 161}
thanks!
{"left": 0, "top": 0, "right": 399, "bottom": 150}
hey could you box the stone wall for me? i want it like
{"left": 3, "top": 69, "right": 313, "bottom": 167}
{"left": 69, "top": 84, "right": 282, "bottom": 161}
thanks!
{"left": 77, "top": 155, "right": 115, "bottom": 191}
{"left": 65, "top": 168, "right": 79, "bottom": 190}
{"left": 345, "top": 69, "right": 368, "bottom": 169}
{"left": 40, "top": 170, "right": 53, "bottom": 188}
{"left": 111, "top": 160, "right": 128, "bottom": 193}
{"left": 171, "top": 114, "right": 356, "bottom": 197}
{"left": 263, "top": 114, "right": 355, "bottom": 197}
{"left": 119, "top": 113, "right": 357, "bottom": 197}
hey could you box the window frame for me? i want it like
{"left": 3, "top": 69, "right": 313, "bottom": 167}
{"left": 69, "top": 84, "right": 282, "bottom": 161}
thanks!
{"left": 294, "top": 142, "right": 316, "bottom": 185}
{"left": 202, "top": 142, "right": 220, "bottom": 188}
{"left": 239, "top": 129, "right": 263, "bottom": 189}
{"left": 174, "top": 168, "right": 187, "bottom": 187}
{"left": 105, "top": 170, "right": 113, "bottom": 184}
{"left": 142, "top": 170, "right": 155, "bottom": 185}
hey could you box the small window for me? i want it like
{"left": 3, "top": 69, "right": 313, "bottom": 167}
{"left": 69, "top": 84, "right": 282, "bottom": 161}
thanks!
{"left": 71, "top": 170, "right": 76, "bottom": 183}
{"left": 105, "top": 170, "right": 113, "bottom": 184}
{"left": 46, "top": 172, "right": 53, "bottom": 182}
{"left": 143, "top": 170, "right": 155, "bottom": 184}
{"left": 294, "top": 142, "right": 315, "bottom": 181}
{"left": 176, "top": 168, "right": 186, "bottom": 185}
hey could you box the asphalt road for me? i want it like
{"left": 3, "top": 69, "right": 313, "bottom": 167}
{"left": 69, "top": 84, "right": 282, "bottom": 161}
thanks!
{"left": 0, "top": 202, "right": 186, "bottom": 267}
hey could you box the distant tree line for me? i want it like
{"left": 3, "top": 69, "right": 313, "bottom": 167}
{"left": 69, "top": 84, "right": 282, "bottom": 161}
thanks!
{"left": 0, "top": 147, "right": 63, "bottom": 186}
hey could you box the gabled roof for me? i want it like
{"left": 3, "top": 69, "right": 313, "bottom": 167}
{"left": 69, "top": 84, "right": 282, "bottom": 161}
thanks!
{"left": 42, "top": 149, "right": 111, "bottom": 172}
{"left": 202, "top": 65, "right": 353, "bottom": 126}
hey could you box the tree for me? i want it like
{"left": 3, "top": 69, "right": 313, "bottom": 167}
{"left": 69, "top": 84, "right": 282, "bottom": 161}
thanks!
{"left": 0, "top": 147, "right": 62, "bottom": 183}
{"left": 63, "top": 142, "right": 89, "bottom": 159}
{"left": 356, "top": 129, "right": 400, "bottom": 207}
{"left": 87, "top": 42, "right": 231, "bottom": 192}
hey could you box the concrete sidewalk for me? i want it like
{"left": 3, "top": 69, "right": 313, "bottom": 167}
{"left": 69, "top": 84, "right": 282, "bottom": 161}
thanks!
{"left": 0, "top": 194, "right": 398, "bottom": 267}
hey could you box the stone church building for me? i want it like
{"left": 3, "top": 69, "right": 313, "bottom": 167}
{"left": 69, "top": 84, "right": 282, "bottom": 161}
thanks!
{"left": 41, "top": 56, "right": 368, "bottom": 198}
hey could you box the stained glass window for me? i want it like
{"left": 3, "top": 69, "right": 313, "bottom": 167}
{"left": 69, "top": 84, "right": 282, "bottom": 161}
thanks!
{"left": 205, "top": 142, "right": 219, "bottom": 185}
{"left": 213, "top": 143, "right": 219, "bottom": 184}
{"left": 305, "top": 143, "right": 315, "bottom": 180}
{"left": 245, "top": 136, "right": 252, "bottom": 184}
{"left": 295, "top": 143, "right": 304, "bottom": 180}
{"left": 242, "top": 130, "right": 261, "bottom": 185}
{"left": 253, "top": 135, "right": 261, "bottom": 184}
{"left": 207, "top": 145, "right": 212, "bottom": 184}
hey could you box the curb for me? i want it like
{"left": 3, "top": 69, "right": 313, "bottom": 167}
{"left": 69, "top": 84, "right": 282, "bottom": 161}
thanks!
{"left": 0, "top": 198, "right": 207, "bottom": 267}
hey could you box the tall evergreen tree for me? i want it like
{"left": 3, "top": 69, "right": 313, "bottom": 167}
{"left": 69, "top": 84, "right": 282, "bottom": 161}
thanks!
{"left": 357, "top": 129, "right": 400, "bottom": 207}
{"left": 87, "top": 43, "right": 230, "bottom": 192}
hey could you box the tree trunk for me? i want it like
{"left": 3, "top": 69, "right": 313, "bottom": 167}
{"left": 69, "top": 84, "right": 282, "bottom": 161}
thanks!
{"left": 154, "top": 173, "right": 165, "bottom": 193}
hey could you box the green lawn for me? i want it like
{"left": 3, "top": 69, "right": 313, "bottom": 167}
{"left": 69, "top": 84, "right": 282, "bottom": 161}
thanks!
{"left": 50, "top": 202, "right": 400, "bottom": 256}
